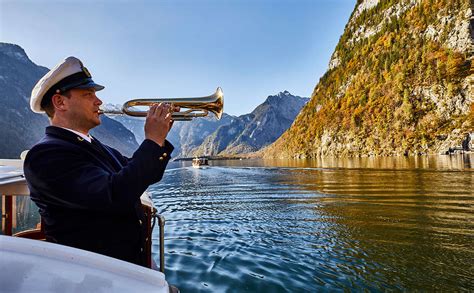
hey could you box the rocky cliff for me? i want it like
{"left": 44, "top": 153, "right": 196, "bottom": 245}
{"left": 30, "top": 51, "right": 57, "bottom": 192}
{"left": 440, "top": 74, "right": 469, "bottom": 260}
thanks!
{"left": 265, "top": 0, "right": 473, "bottom": 158}
{"left": 167, "top": 113, "right": 234, "bottom": 157}
{"left": 194, "top": 91, "right": 309, "bottom": 156}
{"left": 0, "top": 43, "right": 138, "bottom": 158}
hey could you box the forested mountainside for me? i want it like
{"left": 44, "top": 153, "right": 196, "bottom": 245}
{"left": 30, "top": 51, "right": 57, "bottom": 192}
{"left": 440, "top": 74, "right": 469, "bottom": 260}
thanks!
{"left": 265, "top": 0, "right": 473, "bottom": 158}
{"left": 0, "top": 43, "right": 138, "bottom": 158}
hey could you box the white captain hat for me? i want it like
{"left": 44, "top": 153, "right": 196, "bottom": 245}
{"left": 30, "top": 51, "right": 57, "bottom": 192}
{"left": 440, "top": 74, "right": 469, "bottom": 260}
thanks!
{"left": 30, "top": 56, "right": 105, "bottom": 113}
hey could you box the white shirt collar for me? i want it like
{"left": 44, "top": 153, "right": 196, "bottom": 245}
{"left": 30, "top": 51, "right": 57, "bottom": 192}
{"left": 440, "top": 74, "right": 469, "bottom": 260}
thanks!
{"left": 61, "top": 127, "right": 92, "bottom": 143}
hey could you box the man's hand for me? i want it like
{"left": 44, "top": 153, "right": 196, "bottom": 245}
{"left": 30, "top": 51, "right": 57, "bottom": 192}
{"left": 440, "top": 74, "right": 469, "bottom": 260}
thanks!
{"left": 144, "top": 103, "right": 175, "bottom": 147}
{"left": 168, "top": 105, "right": 180, "bottom": 132}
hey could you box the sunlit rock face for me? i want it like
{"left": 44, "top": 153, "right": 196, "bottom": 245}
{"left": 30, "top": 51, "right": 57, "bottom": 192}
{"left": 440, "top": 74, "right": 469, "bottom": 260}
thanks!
{"left": 265, "top": 0, "right": 473, "bottom": 159}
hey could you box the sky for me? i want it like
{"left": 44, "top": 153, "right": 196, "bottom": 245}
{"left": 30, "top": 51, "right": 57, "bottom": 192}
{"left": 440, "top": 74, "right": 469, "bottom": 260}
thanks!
{"left": 1, "top": 0, "right": 355, "bottom": 116}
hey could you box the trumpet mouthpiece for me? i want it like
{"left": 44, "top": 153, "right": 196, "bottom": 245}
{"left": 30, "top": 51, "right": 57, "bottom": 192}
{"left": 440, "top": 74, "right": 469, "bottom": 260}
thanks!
{"left": 99, "top": 104, "right": 124, "bottom": 115}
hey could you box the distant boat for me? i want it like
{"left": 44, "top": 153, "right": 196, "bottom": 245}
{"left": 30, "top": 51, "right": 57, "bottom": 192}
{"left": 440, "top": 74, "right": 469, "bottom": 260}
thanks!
{"left": 192, "top": 157, "right": 209, "bottom": 168}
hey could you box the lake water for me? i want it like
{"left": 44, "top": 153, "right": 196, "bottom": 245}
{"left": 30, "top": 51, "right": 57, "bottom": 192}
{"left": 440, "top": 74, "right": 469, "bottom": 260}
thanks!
{"left": 151, "top": 155, "right": 473, "bottom": 292}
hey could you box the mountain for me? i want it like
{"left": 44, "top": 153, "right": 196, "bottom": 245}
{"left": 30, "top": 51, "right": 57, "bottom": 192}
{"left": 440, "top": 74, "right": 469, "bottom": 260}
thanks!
{"left": 111, "top": 91, "right": 308, "bottom": 158}
{"left": 100, "top": 103, "right": 147, "bottom": 143}
{"left": 109, "top": 112, "right": 234, "bottom": 157}
{"left": 0, "top": 43, "right": 49, "bottom": 158}
{"left": 167, "top": 113, "right": 234, "bottom": 157}
{"left": 265, "top": 0, "right": 473, "bottom": 158}
{"left": 91, "top": 117, "right": 139, "bottom": 157}
{"left": 194, "top": 91, "right": 309, "bottom": 156}
{"left": 0, "top": 43, "right": 138, "bottom": 158}
{"left": 107, "top": 111, "right": 146, "bottom": 142}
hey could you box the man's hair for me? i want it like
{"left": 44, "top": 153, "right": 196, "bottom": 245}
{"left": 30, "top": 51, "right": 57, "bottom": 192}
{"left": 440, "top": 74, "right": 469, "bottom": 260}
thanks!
{"left": 43, "top": 90, "right": 72, "bottom": 119}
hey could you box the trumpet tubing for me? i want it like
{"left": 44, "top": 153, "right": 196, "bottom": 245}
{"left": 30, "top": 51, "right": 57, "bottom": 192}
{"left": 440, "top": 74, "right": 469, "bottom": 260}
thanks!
{"left": 99, "top": 87, "right": 224, "bottom": 121}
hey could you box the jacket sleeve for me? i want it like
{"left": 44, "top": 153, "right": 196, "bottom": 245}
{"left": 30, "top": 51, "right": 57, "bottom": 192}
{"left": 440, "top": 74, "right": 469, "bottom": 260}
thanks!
{"left": 24, "top": 139, "right": 174, "bottom": 212}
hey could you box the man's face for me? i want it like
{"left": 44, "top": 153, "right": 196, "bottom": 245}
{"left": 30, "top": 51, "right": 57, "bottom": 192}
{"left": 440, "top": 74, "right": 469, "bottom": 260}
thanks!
{"left": 64, "top": 88, "right": 103, "bottom": 131}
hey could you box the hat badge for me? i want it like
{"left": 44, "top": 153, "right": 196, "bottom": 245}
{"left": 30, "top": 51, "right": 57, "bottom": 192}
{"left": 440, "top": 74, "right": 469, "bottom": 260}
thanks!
{"left": 82, "top": 66, "right": 91, "bottom": 78}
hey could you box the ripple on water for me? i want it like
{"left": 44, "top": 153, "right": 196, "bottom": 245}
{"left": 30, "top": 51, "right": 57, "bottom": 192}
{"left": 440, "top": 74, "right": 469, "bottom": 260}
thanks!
{"left": 151, "top": 163, "right": 474, "bottom": 292}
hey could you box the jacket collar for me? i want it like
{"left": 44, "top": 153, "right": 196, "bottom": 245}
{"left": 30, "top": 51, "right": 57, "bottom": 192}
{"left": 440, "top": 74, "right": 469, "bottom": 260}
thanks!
{"left": 45, "top": 126, "right": 89, "bottom": 144}
{"left": 45, "top": 126, "right": 123, "bottom": 171}
{"left": 61, "top": 127, "right": 92, "bottom": 143}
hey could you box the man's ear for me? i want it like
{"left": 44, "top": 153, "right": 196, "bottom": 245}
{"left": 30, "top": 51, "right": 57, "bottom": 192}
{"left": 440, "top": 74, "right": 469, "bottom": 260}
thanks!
{"left": 51, "top": 94, "right": 66, "bottom": 111}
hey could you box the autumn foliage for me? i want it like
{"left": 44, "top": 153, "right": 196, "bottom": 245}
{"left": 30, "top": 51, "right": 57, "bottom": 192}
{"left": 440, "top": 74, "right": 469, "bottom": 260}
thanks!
{"left": 265, "top": 0, "right": 472, "bottom": 158}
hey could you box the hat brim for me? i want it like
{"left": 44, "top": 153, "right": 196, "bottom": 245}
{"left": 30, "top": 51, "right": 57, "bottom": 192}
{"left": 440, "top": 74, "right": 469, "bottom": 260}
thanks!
{"left": 74, "top": 81, "right": 105, "bottom": 91}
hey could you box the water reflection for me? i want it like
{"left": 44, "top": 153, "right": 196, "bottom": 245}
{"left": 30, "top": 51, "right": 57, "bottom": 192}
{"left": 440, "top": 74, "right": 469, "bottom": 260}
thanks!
{"left": 200, "top": 153, "right": 474, "bottom": 170}
{"left": 155, "top": 154, "right": 473, "bottom": 292}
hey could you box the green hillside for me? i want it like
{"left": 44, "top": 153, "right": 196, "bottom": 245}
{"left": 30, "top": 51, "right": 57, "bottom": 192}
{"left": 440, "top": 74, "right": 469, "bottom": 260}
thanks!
{"left": 265, "top": 0, "right": 473, "bottom": 158}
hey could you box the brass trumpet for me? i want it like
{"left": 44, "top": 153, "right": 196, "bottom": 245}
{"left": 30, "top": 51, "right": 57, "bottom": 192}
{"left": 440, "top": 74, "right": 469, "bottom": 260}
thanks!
{"left": 99, "top": 87, "right": 224, "bottom": 121}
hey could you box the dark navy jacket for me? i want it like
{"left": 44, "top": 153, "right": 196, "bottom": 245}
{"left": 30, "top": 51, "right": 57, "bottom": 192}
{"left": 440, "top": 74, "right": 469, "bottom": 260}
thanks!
{"left": 23, "top": 126, "right": 173, "bottom": 266}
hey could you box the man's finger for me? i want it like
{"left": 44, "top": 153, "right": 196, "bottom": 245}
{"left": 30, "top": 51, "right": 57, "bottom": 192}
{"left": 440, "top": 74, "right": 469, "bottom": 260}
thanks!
{"left": 164, "top": 112, "right": 172, "bottom": 121}
{"left": 148, "top": 103, "right": 158, "bottom": 116}
{"left": 160, "top": 103, "right": 171, "bottom": 117}
{"left": 171, "top": 105, "right": 180, "bottom": 113}
{"left": 155, "top": 102, "right": 166, "bottom": 117}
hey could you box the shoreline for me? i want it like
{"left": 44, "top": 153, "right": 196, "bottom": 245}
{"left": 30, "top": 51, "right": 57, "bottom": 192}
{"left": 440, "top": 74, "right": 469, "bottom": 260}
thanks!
{"left": 173, "top": 151, "right": 473, "bottom": 162}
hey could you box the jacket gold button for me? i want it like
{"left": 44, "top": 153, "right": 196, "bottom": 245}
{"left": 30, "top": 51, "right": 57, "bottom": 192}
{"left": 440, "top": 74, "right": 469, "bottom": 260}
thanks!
{"left": 139, "top": 220, "right": 143, "bottom": 225}
{"left": 159, "top": 157, "right": 164, "bottom": 161}
{"left": 163, "top": 153, "right": 167, "bottom": 157}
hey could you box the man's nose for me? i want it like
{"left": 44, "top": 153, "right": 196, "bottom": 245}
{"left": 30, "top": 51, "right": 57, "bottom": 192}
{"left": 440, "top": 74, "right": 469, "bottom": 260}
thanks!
{"left": 95, "top": 95, "right": 103, "bottom": 105}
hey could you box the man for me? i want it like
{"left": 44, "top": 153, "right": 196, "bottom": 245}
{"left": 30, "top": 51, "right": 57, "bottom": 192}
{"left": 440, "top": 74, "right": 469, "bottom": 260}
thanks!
{"left": 24, "top": 56, "right": 175, "bottom": 267}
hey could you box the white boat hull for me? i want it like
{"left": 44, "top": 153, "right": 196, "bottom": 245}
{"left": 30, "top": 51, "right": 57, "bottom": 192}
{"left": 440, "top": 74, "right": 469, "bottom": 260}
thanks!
{"left": 0, "top": 236, "right": 170, "bottom": 293}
